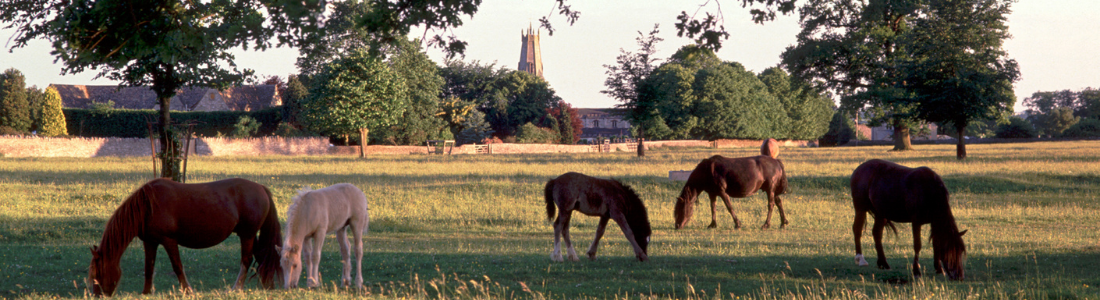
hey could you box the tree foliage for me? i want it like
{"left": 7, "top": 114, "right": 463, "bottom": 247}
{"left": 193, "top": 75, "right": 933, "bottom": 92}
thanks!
{"left": 820, "top": 110, "right": 857, "bottom": 147}
{"left": 298, "top": 50, "right": 407, "bottom": 145}
{"left": 782, "top": 0, "right": 923, "bottom": 151}
{"left": 38, "top": 86, "right": 68, "bottom": 137}
{"left": 0, "top": 68, "right": 31, "bottom": 133}
{"left": 1029, "top": 107, "right": 1079, "bottom": 138}
{"left": 995, "top": 116, "right": 1037, "bottom": 139}
{"left": 1061, "top": 118, "right": 1100, "bottom": 138}
{"left": 901, "top": 0, "right": 1019, "bottom": 159}
{"left": 377, "top": 38, "right": 447, "bottom": 145}
{"left": 758, "top": 67, "right": 832, "bottom": 140}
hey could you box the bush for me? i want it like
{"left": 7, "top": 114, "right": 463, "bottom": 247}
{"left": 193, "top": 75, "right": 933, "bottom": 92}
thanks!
{"left": 515, "top": 122, "right": 559, "bottom": 144}
{"left": 231, "top": 116, "right": 261, "bottom": 137}
{"left": 995, "top": 116, "right": 1038, "bottom": 138}
{"left": 819, "top": 111, "right": 856, "bottom": 147}
{"left": 1061, "top": 118, "right": 1100, "bottom": 138}
{"left": 63, "top": 107, "right": 284, "bottom": 137}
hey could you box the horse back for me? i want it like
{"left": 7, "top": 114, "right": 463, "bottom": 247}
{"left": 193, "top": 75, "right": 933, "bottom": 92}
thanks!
{"left": 710, "top": 155, "right": 781, "bottom": 197}
{"left": 851, "top": 159, "right": 948, "bottom": 222}
{"left": 548, "top": 172, "right": 619, "bottom": 217}
{"left": 142, "top": 178, "right": 272, "bottom": 247}
{"left": 297, "top": 184, "right": 369, "bottom": 232}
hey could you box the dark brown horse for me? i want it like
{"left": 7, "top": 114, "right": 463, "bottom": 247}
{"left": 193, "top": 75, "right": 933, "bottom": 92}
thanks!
{"left": 674, "top": 155, "right": 789, "bottom": 230}
{"left": 850, "top": 159, "right": 967, "bottom": 280}
{"left": 87, "top": 178, "right": 284, "bottom": 296}
{"left": 544, "top": 172, "right": 651, "bottom": 262}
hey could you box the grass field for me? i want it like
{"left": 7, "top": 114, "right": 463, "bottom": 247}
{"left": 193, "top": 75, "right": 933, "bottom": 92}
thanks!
{"left": 1, "top": 141, "right": 1098, "bottom": 299}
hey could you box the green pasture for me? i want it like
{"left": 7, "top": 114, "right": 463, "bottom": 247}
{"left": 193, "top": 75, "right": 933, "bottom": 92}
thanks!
{"left": 1, "top": 141, "right": 1098, "bottom": 299}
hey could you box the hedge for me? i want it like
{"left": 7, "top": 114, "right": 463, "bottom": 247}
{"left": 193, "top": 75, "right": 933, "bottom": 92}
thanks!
{"left": 64, "top": 107, "right": 284, "bottom": 138}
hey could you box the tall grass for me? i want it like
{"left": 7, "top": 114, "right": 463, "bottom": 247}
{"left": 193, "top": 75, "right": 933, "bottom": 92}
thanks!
{"left": 1, "top": 141, "right": 1098, "bottom": 299}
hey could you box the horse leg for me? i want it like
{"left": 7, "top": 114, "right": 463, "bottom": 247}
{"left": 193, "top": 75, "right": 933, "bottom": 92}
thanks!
{"left": 707, "top": 194, "right": 718, "bottom": 228}
{"left": 762, "top": 191, "right": 776, "bottom": 230}
{"left": 560, "top": 213, "right": 580, "bottom": 261}
{"left": 775, "top": 194, "right": 789, "bottom": 228}
{"left": 234, "top": 236, "right": 256, "bottom": 290}
{"left": 162, "top": 241, "right": 194, "bottom": 294}
{"left": 912, "top": 224, "right": 923, "bottom": 277}
{"left": 142, "top": 240, "right": 158, "bottom": 294}
{"left": 336, "top": 226, "right": 352, "bottom": 287}
{"left": 719, "top": 194, "right": 741, "bottom": 229}
{"left": 586, "top": 216, "right": 610, "bottom": 260}
{"left": 853, "top": 210, "right": 869, "bottom": 266}
{"left": 551, "top": 211, "right": 565, "bottom": 262}
{"left": 307, "top": 234, "right": 326, "bottom": 288}
{"left": 351, "top": 223, "right": 365, "bottom": 288}
{"left": 610, "top": 212, "right": 649, "bottom": 262}
{"left": 871, "top": 218, "right": 890, "bottom": 269}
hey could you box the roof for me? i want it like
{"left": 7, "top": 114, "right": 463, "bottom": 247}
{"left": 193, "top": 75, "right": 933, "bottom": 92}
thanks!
{"left": 576, "top": 108, "right": 625, "bottom": 119}
{"left": 50, "top": 84, "right": 280, "bottom": 111}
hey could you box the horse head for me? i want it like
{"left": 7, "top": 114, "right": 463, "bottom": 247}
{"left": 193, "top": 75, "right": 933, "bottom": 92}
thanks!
{"left": 278, "top": 243, "right": 304, "bottom": 288}
{"left": 673, "top": 188, "right": 698, "bottom": 230}
{"left": 87, "top": 245, "right": 121, "bottom": 297}
{"left": 618, "top": 182, "right": 651, "bottom": 260}
{"left": 934, "top": 229, "right": 967, "bottom": 280}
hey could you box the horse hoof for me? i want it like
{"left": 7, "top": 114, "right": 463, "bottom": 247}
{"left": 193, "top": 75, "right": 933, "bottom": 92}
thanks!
{"left": 550, "top": 253, "right": 564, "bottom": 262}
{"left": 707, "top": 223, "right": 717, "bottom": 229}
{"left": 855, "top": 254, "right": 869, "bottom": 266}
{"left": 587, "top": 253, "right": 597, "bottom": 260}
{"left": 760, "top": 224, "right": 770, "bottom": 230}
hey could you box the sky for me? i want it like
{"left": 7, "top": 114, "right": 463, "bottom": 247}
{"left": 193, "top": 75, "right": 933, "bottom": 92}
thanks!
{"left": 2, "top": 0, "right": 1097, "bottom": 112}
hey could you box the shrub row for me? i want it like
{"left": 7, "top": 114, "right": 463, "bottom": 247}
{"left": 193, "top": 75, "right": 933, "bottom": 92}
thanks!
{"left": 64, "top": 108, "right": 284, "bottom": 138}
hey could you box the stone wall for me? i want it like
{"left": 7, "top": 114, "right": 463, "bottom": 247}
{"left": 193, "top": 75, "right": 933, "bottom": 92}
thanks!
{"left": 1, "top": 136, "right": 813, "bottom": 157}
{"left": 0, "top": 136, "right": 329, "bottom": 157}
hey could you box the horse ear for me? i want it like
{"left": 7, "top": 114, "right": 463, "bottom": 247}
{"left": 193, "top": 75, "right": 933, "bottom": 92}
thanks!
{"left": 275, "top": 245, "right": 282, "bottom": 253}
{"left": 959, "top": 230, "right": 968, "bottom": 237}
{"left": 89, "top": 246, "right": 99, "bottom": 257}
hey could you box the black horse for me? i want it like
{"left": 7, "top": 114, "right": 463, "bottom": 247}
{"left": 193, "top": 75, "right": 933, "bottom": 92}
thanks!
{"left": 674, "top": 155, "right": 789, "bottom": 230}
{"left": 850, "top": 159, "right": 967, "bottom": 280}
{"left": 545, "top": 172, "right": 651, "bottom": 262}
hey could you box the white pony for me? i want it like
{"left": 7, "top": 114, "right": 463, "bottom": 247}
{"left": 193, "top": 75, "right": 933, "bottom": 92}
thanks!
{"left": 279, "top": 183, "right": 369, "bottom": 288}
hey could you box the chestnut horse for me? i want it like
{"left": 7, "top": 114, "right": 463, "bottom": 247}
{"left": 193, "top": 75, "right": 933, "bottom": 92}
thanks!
{"left": 87, "top": 178, "right": 283, "bottom": 296}
{"left": 850, "top": 159, "right": 967, "bottom": 280}
{"left": 674, "top": 155, "right": 789, "bottom": 230}
{"left": 544, "top": 172, "right": 651, "bottom": 262}
{"left": 280, "top": 184, "right": 369, "bottom": 289}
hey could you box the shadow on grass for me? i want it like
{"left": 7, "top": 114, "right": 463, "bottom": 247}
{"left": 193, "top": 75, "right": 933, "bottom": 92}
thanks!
{"left": 3, "top": 231, "right": 1098, "bottom": 299}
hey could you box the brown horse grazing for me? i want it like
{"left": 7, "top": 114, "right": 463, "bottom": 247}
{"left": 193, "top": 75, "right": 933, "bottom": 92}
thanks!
{"left": 674, "top": 155, "right": 789, "bottom": 230}
{"left": 850, "top": 159, "right": 967, "bottom": 280}
{"left": 87, "top": 178, "right": 284, "bottom": 296}
{"left": 544, "top": 172, "right": 651, "bottom": 262}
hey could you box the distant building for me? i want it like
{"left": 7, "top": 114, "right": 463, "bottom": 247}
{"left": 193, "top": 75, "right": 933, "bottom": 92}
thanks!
{"left": 518, "top": 25, "right": 543, "bottom": 79}
{"left": 51, "top": 84, "right": 281, "bottom": 112}
{"left": 577, "top": 108, "right": 632, "bottom": 140}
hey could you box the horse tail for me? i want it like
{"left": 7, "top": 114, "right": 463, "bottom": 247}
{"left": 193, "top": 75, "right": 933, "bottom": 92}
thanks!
{"left": 254, "top": 186, "right": 284, "bottom": 289}
{"left": 544, "top": 179, "right": 556, "bottom": 222}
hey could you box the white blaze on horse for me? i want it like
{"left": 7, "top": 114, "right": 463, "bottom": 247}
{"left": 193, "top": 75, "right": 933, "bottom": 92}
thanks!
{"left": 279, "top": 183, "right": 370, "bottom": 288}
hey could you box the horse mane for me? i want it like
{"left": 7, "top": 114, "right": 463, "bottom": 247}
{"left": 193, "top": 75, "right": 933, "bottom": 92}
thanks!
{"left": 283, "top": 186, "right": 314, "bottom": 236}
{"left": 98, "top": 182, "right": 153, "bottom": 259}
{"left": 613, "top": 179, "right": 651, "bottom": 237}
{"left": 253, "top": 185, "right": 284, "bottom": 288}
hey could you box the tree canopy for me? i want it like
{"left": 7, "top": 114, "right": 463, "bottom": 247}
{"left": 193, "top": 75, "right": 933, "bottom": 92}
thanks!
{"left": 298, "top": 50, "right": 407, "bottom": 153}
{"left": 0, "top": 68, "right": 31, "bottom": 133}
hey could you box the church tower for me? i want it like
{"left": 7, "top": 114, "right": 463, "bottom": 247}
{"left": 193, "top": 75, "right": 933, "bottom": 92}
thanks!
{"left": 518, "top": 25, "right": 543, "bottom": 79}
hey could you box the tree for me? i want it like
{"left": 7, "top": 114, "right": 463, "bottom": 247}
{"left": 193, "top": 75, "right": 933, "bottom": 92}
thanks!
{"left": 379, "top": 38, "right": 446, "bottom": 145}
{"left": 820, "top": 110, "right": 857, "bottom": 147}
{"left": 0, "top": 68, "right": 31, "bottom": 133}
{"left": 782, "top": 0, "right": 923, "bottom": 151}
{"left": 294, "top": 0, "right": 374, "bottom": 76}
{"left": 455, "top": 109, "right": 493, "bottom": 145}
{"left": 1, "top": 0, "right": 298, "bottom": 181}
{"left": 483, "top": 71, "right": 561, "bottom": 138}
{"left": 283, "top": 75, "right": 309, "bottom": 125}
{"left": 38, "top": 86, "right": 68, "bottom": 137}
{"left": 1061, "top": 118, "right": 1100, "bottom": 138}
{"left": 901, "top": 0, "right": 1019, "bottom": 159}
{"left": 1029, "top": 107, "right": 1079, "bottom": 138}
{"left": 298, "top": 50, "right": 407, "bottom": 157}
{"left": 1077, "top": 88, "right": 1100, "bottom": 119}
{"left": 995, "top": 116, "right": 1037, "bottom": 138}
{"left": 692, "top": 62, "right": 788, "bottom": 140}
{"left": 603, "top": 24, "right": 663, "bottom": 156}
{"left": 758, "top": 67, "right": 833, "bottom": 140}
{"left": 548, "top": 100, "right": 582, "bottom": 144}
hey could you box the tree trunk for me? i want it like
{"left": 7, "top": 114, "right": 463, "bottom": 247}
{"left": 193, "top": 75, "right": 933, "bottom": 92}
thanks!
{"left": 891, "top": 119, "right": 913, "bottom": 151}
{"left": 637, "top": 128, "right": 645, "bottom": 157}
{"left": 359, "top": 128, "right": 369, "bottom": 158}
{"left": 956, "top": 124, "right": 967, "bottom": 160}
{"left": 157, "top": 95, "right": 182, "bottom": 181}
